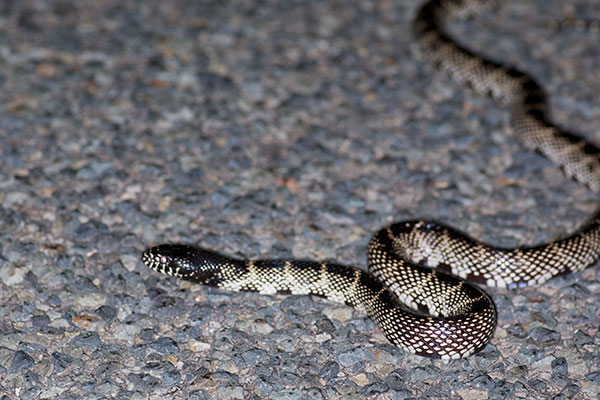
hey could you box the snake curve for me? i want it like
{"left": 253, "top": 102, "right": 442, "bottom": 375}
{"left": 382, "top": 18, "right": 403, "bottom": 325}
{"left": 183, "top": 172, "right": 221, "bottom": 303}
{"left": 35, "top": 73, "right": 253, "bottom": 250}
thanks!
{"left": 142, "top": 0, "right": 600, "bottom": 359}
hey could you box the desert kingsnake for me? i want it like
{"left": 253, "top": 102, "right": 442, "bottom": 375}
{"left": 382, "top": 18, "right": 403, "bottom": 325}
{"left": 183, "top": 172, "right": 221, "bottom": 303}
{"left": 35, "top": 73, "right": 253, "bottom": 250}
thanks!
{"left": 142, "top": 0, "right": 600, "bottom": 359}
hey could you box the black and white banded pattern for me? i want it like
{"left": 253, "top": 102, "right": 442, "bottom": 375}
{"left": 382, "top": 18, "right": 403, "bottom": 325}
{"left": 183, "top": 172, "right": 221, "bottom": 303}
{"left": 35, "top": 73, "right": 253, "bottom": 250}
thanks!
{"left": 142, "top": 240, "right": 496, "bottom": 359}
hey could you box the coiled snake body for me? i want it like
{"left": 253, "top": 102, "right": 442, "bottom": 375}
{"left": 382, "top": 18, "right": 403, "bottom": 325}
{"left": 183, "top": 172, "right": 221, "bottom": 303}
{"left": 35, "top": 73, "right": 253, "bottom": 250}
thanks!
{"left": 142, "top": 0, "right": 600, "bottom": 359}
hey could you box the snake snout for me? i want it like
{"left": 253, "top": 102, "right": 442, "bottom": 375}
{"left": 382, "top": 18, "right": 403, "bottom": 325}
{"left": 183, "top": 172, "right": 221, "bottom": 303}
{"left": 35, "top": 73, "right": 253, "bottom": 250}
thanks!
{"left": 142, "top": 244, "right": 198, "bottom": 279}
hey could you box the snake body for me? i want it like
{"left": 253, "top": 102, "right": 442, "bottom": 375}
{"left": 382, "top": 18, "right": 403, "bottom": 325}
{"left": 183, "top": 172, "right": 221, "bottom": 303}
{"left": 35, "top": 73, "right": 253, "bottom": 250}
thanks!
{"left": 141, "top": 0, "right": 600, "bottom": 359}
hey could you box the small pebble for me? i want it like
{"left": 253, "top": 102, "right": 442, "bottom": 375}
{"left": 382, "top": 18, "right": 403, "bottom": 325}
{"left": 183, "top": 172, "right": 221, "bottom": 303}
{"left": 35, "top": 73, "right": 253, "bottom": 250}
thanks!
{"left": 149, "top": 337, "right": 179, "bottom": 355}
{"left": 9, "top": 350, "right": 35, "bottom": 373}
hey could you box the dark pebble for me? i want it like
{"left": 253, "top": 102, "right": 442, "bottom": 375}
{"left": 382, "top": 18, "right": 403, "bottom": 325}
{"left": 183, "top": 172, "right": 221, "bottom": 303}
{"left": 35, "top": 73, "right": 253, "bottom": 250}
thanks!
{"left": 71, "top": 331, "right": 102, "bottom": 352}
{"left": 349, "top": 316, "right": 376, "bottom": 332}
{"left": 175, "top": 325, "right": 203, "bottom": 342}
{"left": 82, "top": 380, "right": 96, "bottom": 392}
{"left": 585, "top": 371, "right": 600, "bottom": 384}
{"left": 189, "top": 390, "right": 210, "bottom": 400}
{"left": 337, "top": 347, "right": 367, "bottom": 367}
{"left": 314, "top": 317, "right": 336, "bottom": 333}
{"left": 254, "top": 375, "right": 282, "bottom": 396}
{"left": 150, "top": 294, "right": 187, "bottom": 318}
{"left": 116, "top": 390, "right": 135, "bottom": 399}
{"left": 0, "top": 206, "right": 24, "bottom": 232}
{"left": 139, "top": 328, "right": 156, "bottom": 343}
{"left": 40, "top": 325, "right": 65, "bottom": 336}
{"left": 145, "top": 360, "right": 175, "bottom": 373}
{"left": 162, "top": 370, "right": 180, "bottom": 387}
{"left": 528, "top": 378, "right": 547, "bottom": 391}
{"left": 18, "top": 342, "right": 45, "bottom": 353}
{"left": 71, "top": 276, "right": 100, "bottom": 294}
{"left": 513, "top": 380, "right": 528, "bottom": 393}
{"left": 506, "top": 323, "right": 528, "bottom": 339}
{"left": 280, "top": 295, "right": 314, "bottom": 321}
{"left": 388, "top": 388, "right": 413, "bottom": 400}
{"left": 319, "top": 361, "right": 340, "bottom": 381}
{"left": 46, "top": 294, "right": 62, "bottom": 306}
{"left": 31, "top": 314, "right": 51, "bottom": 327}
{"left": 519, "top": 347, "right": 546, "bottom": 363}
{"left": 72, "top": 220, "right": 109, "bottom": 243}
{"left": 188, "top": 307, "right": 212, "bottom": 326}
{"left": 362, "top": 382, "right": 389, "bottom": 395}
{"left": 56, "top": 252, "right": 70, "bottom": 269}
{"left": 406, "top": 365, "right": 441, "bottom": 383}
{"left": 552, "top": 357, "right": 568, "bottom": 378}
{"left": 385, "top": 369, "right": 407, "bottom": 391}
{"left": 473, "top": 374, "right": 494, "bottom": 391}
{"left": 472, "top": 345, "right": 500, "bottom": 369}
{"left": 212, "top": 331, "right": 233, "bottom": 350}
{"left": 20, "top": 302, "right": 35, "bottom": 319}
{"left": 280, "top": 371, "right": 299, "bottom": 385}
{"left": 572, "top": 329, "right": 593, "bottom": 347}
{"left": 145, "top": 361, "right": 181, "bottom": 387}
{"left": 303, "top": 387, "right": 326, "bottom": 400}
{"left": 191, "top": 365, "right": 212, "bottom": 385}
{"left": 96, "top": 361, "right": 120, "bottom": 379}
{"left": 22, "top": 370, "right": 42, "bottom": 395}
{"left": 529, "top": 327, "right": 561, "bottom": 346}
{"left": 489, "top": 379, "right": 515, "bottom": 400}
{"left": 76, "top": 160, "right": 114, "bottom": 180}
{"left": 150, "top": 337, "right": 179, "bottom": 355}
{"left": 128, "top": 373, "right": 161, "bottom": 391}
{"left": 214, "top": 370, "right": 240, "bottom": 384}
{"left": 506, "top": 364, "right": 528, "bottom": 378}
{"left": 240, "top": 348, "right": 268, "bottom": 367}
{"left": 96, "top": 305, "right": 117, "bottom": 322}
{"left": 7, "top": 241, "right": 37, "bottom": 262}
{"left": 51, "top": 351, "right": 74, "bottom": 373}
{"left": 561, "top": 383, "right": 580, "bottom": 398}
{"left": 230, "top": 329, "right": 253, "bottom": 343}
{"left": 24, "top": 270, "right": 39, "bottom": 289}
{"left": 9, "top": 350, "right": 35, "bottom": 373}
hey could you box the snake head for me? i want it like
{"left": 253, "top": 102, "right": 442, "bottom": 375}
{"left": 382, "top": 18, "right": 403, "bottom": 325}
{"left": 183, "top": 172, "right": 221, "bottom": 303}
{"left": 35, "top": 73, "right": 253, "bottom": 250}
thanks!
{"left": 142, "top": 244, "right": 199, "bottom": 280}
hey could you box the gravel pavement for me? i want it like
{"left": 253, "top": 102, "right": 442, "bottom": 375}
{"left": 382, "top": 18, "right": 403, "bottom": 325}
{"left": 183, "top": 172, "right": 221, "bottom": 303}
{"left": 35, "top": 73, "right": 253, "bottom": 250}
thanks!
{"left": 1, "top": 0, "right": 599, "bottom": 399}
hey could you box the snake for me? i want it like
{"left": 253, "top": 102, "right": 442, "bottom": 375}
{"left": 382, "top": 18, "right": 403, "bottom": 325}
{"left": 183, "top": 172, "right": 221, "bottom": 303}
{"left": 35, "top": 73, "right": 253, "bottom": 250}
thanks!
{"left": 141, "top": 0, "right": 600, "bottom": 359}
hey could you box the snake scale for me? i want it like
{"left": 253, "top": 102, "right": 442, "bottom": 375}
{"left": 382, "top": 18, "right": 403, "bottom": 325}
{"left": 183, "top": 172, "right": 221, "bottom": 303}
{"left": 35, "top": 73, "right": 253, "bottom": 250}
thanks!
{"left": 142, "top": 0, "right": 600, "bottom": 359}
